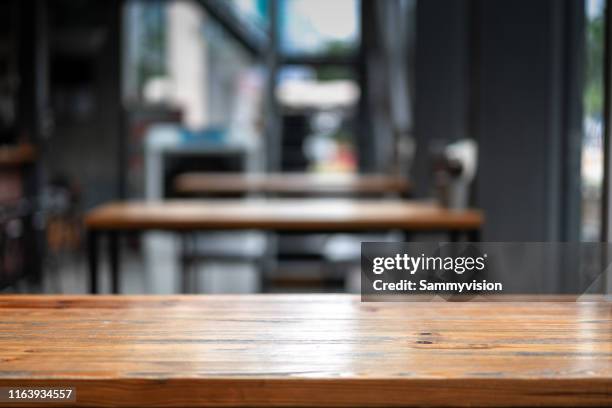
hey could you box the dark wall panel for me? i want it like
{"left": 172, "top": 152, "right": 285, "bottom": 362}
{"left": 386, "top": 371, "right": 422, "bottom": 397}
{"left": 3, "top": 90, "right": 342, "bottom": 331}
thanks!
{"left": 413, "top": 0, "right": 471, "bottom": 197}
{"left": 414, "top": 0, "right": 582, "bottom": 241}
{"left": 475, "top": 0, "right": 566, "bottom": 241}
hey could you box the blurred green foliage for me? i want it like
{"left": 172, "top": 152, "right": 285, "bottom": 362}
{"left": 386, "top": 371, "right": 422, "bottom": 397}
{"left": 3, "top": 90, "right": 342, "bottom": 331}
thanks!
{"left": 584, "top": 9, "right": 604, "bottom": 116}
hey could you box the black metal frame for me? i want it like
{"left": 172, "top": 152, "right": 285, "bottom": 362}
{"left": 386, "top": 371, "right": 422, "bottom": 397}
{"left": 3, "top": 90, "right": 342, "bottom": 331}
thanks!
{"left": 195, "top": 0, "right": 368, "bottom": 172}
{"left": 197, "top": 0, "right": 267, "bottom": 56}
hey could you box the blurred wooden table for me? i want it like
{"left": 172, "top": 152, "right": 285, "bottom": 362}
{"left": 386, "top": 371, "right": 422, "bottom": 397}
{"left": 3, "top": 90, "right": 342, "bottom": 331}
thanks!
{"left": 0, "top": 295, "right": 609, "bottom": 407}
{"left": 84, "top": 199, "right": 483, "bottom": 293}
{"left": 0, "top": 143, "right": 36, "bottom": 167}
{"left": 173, "top": 172, "right": 411, "bottom": 196}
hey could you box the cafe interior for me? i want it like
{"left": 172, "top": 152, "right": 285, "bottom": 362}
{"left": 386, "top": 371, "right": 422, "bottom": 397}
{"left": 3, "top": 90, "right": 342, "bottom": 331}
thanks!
{"left": 0, "top": 1, "right": 610, "bottom": 407}
{"left": 0, "top": 0, "right": 608, "bottom": 296}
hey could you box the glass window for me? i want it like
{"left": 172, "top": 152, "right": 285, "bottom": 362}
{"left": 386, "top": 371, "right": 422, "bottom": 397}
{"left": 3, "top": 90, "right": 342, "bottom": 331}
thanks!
{"left": 581, "top": 0, "right": 606, "bottom": 241}
{"left": 123, "top": 0, "right": 167, "bottom": 102}
{"left": 277, "top": 65, "right": 359, "bottom": 173}
{"left": 279, "top": 0, "right": 360, "bottom": 56}
{"left": 228, "top": 0, "right": 269, "bottom": 30}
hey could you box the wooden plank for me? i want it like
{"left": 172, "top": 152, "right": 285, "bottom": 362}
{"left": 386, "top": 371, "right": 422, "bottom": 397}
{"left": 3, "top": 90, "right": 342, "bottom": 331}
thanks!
{"left": 0, "top": 295, "right": 609, "bottom": 407}
{"left": 173, "top": 172, "right": 411, "bottom": 196}
{"left": 84, "top": 199, "right": 483, "bottom": 231}
{"left": 0, "top": 144, "right": 36, "bottom": 167}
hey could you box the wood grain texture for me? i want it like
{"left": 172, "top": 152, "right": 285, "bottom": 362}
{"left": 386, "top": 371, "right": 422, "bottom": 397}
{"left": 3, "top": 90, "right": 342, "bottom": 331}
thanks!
{"left": 173, "top": 172, "right": 411, "bottom": 196}
{"left": 84, "top": 199, "right": 483, "bottom": 231}
{"left": 0, "top": 143, "right": 36, "bottom": 167}
{"left": 0, "top": 295, "right": 609, "bottom": 407}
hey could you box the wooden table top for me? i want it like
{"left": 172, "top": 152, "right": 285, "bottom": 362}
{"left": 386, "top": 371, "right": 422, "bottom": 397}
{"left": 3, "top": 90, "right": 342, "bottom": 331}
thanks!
{"left": 0, "top": 143, "right": 36, "bottom": 167}
{"left": 0, "top": 295, "right": 609, "bottom": 407}
{"left": 85, "top": 199, "right": 483, "bottom": 231}
{"left": 173, "top": 172, "right": 411, "bottom": 196}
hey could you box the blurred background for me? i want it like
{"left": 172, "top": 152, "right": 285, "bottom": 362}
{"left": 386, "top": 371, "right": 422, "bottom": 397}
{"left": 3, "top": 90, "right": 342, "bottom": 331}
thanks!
{"left": 0, "top": 0, "right": 608, "bottom": 294}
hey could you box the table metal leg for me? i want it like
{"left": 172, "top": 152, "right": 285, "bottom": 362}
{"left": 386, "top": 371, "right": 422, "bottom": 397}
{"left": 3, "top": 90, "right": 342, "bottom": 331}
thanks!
{"left": 88, "top": 230, "right": 99, "bottom": 294}
{"left": 468, "top": 229, "right": 481, "bottom": 242}
{"left": 180, "top": 233, "right": 191, "bottom": 294}
{"left": 259, "top": 263, "right": 268, "bottom": 294}
{"left": 109, "top": 231, "right": 120, "bottom": 294}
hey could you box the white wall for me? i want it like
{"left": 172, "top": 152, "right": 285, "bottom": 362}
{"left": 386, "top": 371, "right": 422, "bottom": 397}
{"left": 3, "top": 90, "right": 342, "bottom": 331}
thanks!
{"left": 167, "top": 0, "right": 209, "bottom": 129}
